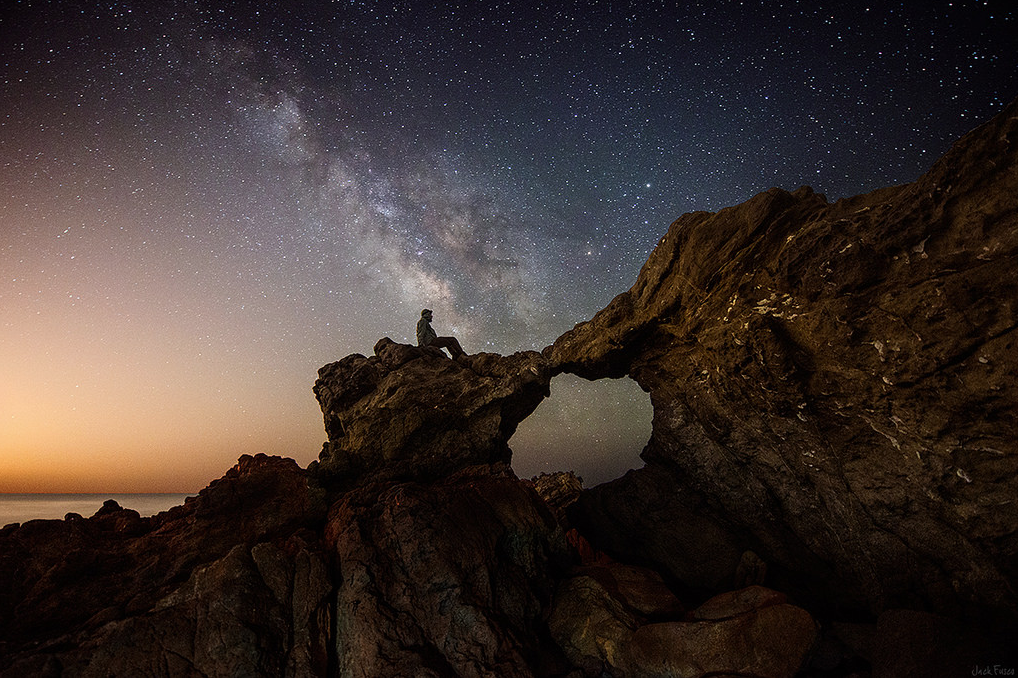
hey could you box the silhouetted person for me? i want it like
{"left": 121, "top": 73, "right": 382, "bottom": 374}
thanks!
{"left": 416, "top": 308, "right": 466, "bottom": 358}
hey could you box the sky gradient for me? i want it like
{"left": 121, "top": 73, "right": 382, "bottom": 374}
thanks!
{"left": 2, "top": 1, "right": 1016, "bottom": 492}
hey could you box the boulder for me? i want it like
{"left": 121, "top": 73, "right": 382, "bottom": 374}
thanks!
{"left": 580, "top": 563, "right": 685, "bottom": 619}
{"left": 548, "top": 577, "right": 816, "bottom": 678}
{"left": 689, "top": 585, "right": 787, "bottom": 620}
{"left": 624, "top": 600, "right": 817, "bottom": 678}
{"left": 548, "top": 572, "right": 640, "bottom": 675}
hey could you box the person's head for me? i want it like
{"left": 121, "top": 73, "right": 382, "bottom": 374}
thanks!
{"left": 421, "top": 308, "right": 433, "bottom": 320}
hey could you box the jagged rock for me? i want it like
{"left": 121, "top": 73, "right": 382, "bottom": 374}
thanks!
{"left": 554, "top": 98, "right": 1018, "bottom": 618}
{"left": 324, "top": 463, "right": 569, "bottom": 677}
{"left": 548, "top": 572, "right": 640, "bottom": 675}
{"left": 530, "top": 470, "right": 584, "bottom": 526}
{"left": 313, "top": 337, "right": 551, "bottom": 487}
{"left": 44, "top": 539, "right": 333, "bottom": 678}
{"left": 1, "top": 458, "right": 574, "bottom": 677}
{"left": 0, "top": 454, "right": 330, "bottom": 675}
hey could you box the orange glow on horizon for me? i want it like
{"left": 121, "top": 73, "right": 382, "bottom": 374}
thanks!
{"left": 1, "top": 309, "right": 326, "bottom": 492}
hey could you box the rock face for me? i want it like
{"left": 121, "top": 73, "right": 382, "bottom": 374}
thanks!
{"left": 313, "top": 337, "right": 551, "bottom": 487}
{"left": 529, "top": 471, "right": 584, "bottom": 526}
{"left": 325, "top": 463, "right": 568, "bottom": 677}
{"left": 0, "top": 454, "right": 332, "bottom": 677}
{"left": 551, "top": 98, "right": 1018, "bottom": 619}
{"left": 0, "top": 458, "right": 569, "bottom": 677}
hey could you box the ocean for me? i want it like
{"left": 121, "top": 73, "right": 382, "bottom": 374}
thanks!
{"left": 0, "top": 494, "right": 194, "bottom": 528}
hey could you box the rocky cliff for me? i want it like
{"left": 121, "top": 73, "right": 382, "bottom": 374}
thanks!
{"left": 549, "top": 96, "right": 1018, "bottom": 624}
{"left": 1, "top": 100, "right": 1016, "bottom": 676}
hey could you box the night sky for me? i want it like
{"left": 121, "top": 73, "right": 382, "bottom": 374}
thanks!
{"left": 2, "top": 1, "right": 1015, "bottom": 492}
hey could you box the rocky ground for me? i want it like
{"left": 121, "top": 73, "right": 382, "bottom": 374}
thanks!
{"left": 2, "top": 99, "right": 1016, "bottom": 676}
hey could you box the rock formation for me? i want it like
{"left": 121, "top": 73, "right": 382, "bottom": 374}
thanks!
{"left": 550, "top": 97, "right": 1018, "bottom": 621}
{"left": 2, "top": 99, "right": 1017, "bottom": 675}
{"left": 0, "top": 456, "right": 573, "bottom": 677}
{"left": 325, "top": 463, "right": 568, "bottom": 677}
{"left": 312, "top": 337, "right": 551, "bottom": 487}
{"left": 0, "top": 455, "right": 332, "bottom": 676}
{"left": 529, "top": 471, "right": 584, "bottom": 526}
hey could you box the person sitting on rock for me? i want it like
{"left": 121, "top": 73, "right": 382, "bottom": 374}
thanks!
{"left": 416, "top": 308, "right": 466, "bottom": 358}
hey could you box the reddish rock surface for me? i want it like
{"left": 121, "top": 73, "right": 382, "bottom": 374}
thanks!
{"left": 324, "top": 463, "right": 568, "bottom": 677}
{"left": 0, "top": 454, "right": 330, "bottom": 676}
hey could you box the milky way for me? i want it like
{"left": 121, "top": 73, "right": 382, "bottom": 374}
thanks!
{"left": 2, "top": 1, "right": 1015, "bottom": 491}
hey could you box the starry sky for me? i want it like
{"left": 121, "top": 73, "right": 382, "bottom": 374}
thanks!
{"left": 2, "top": 1, "right": 1015, "bottom": 492}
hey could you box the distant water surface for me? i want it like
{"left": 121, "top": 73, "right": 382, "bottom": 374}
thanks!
{"left": 0, "top": 494, "right": 193, "bottom": 528}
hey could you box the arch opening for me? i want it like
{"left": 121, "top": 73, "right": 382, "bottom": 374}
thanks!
{"left": 510, "top": 373, "right": 653, "bottom": 488}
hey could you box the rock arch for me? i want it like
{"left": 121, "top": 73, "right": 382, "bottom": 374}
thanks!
{"left": 314, "top": 99, "right": 1018, "bottom": 621}
{"left": 509, "top": 373, "right": 652, "bottom": 487}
